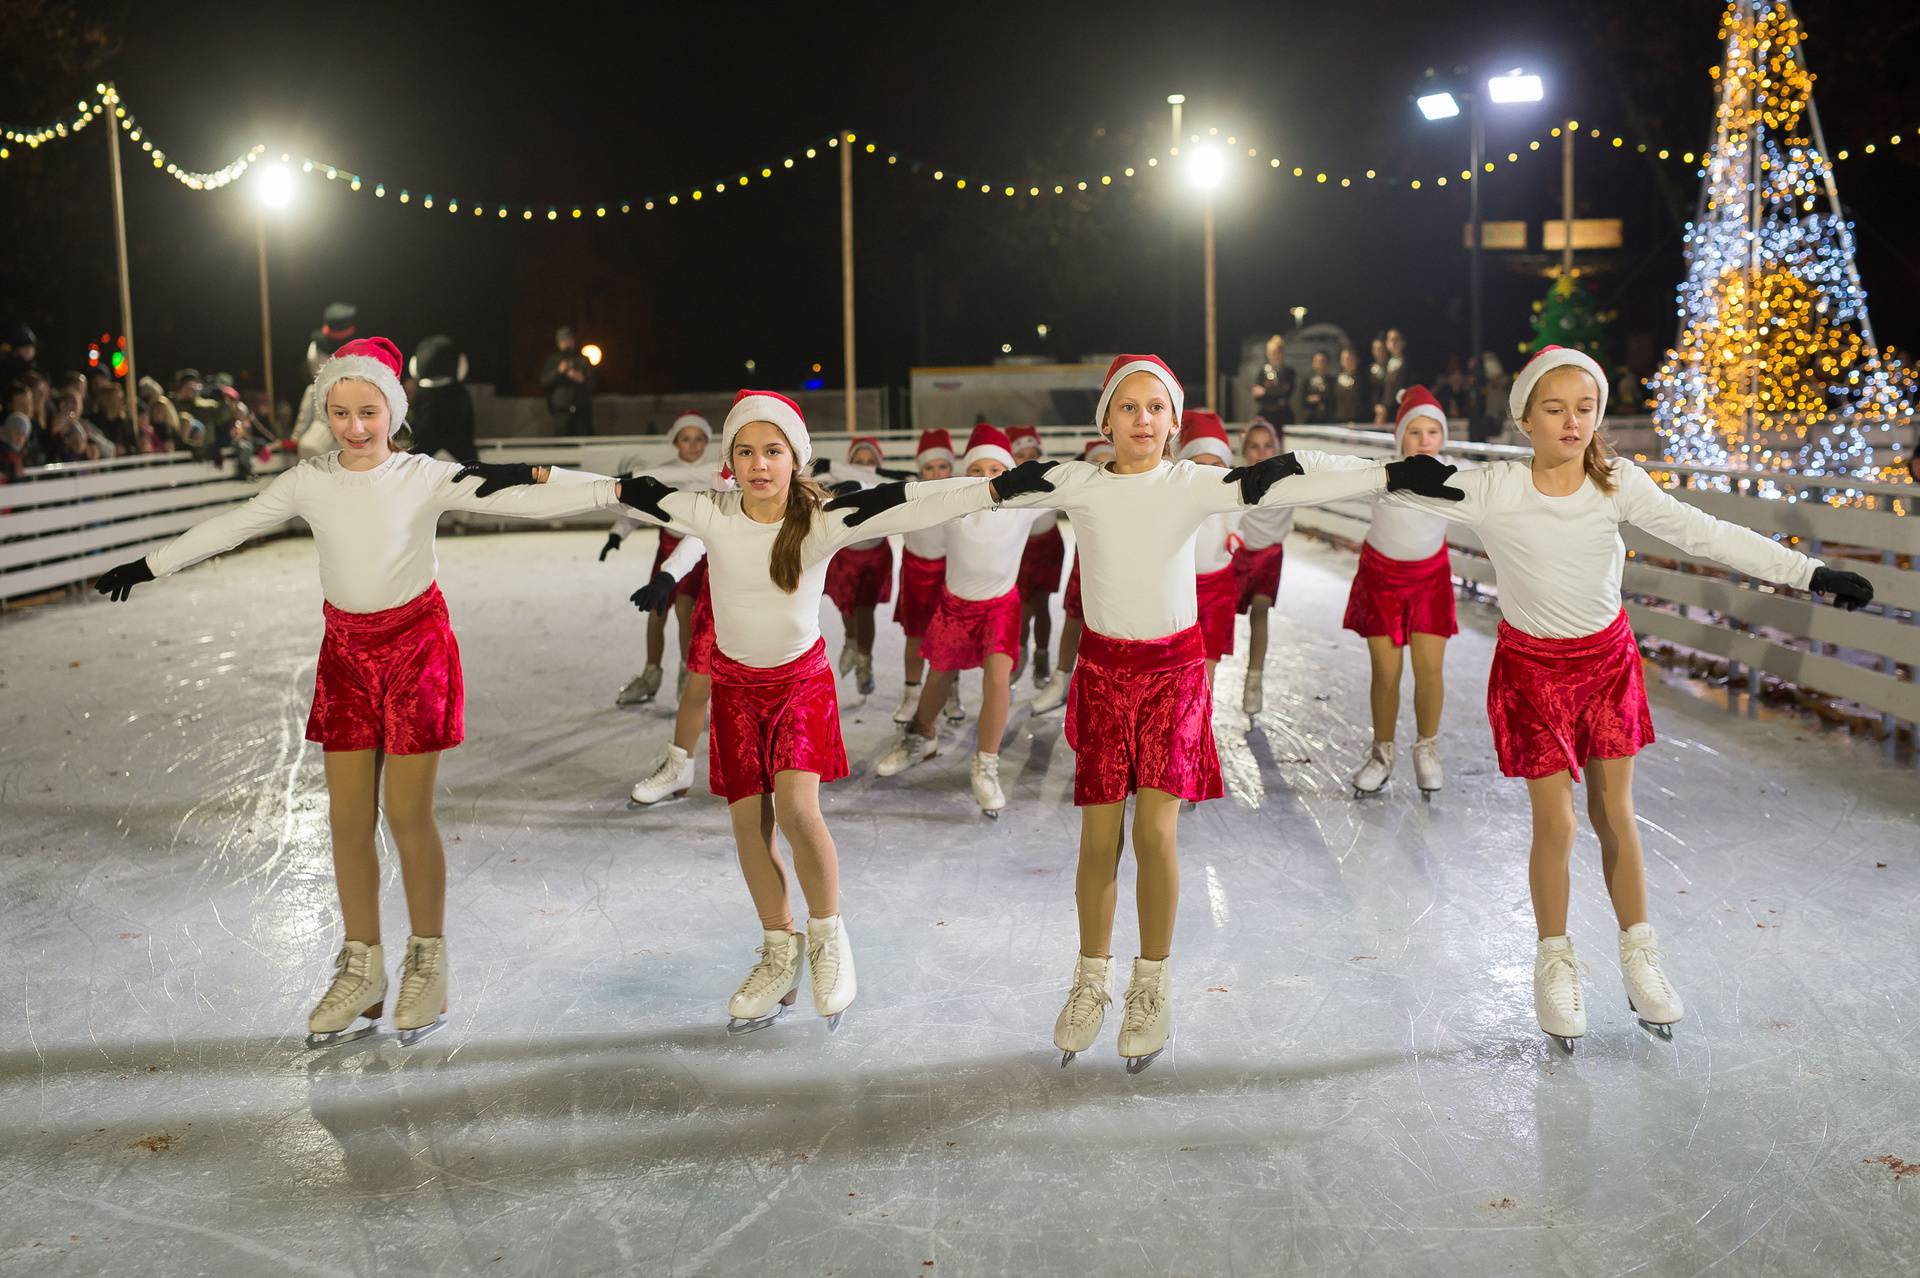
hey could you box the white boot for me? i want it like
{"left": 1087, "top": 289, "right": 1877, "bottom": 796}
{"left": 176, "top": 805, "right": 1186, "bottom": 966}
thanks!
{"left": 1411, "top": 736, "right": 1443, "bottom": 795}
{"left": 943, "top": 680, "right": 967, "bottom": 723}
{"left": 1031, "top": 670, "right": 1069, "bottom": 714}
{"left": 393, "top": 935, "right": 449, "bottom": 1046}
{"left": 875, "top": 726, "right": 937, "bottom": 777}
{"left": 306, "top": 940, "right": 386, "bottom": 1048}
{"left": 1534, "top": 935, "right": 1586, "bottom": 1051}
{"left": 1117, "top": 956, "right": 1172, "bottom": 1072}
{"left": 853, "top": 650, "right": 875, "bottom": 695}
{"left": 893, "top": 682, "right": 923, "bottom": 724}
{"left": 1352, "top": 739, "right": 1394, "bottom": 797}
{"left": 805, "top": 915, "right": 857, "bottom": 1027}
{"left": 1241, "top": 669, "right": 1263, "bottom": 716}
{"left": 616, "top": 665, "right": 662, "bottom": 706}
{"left": 630, "top": 743, "right": 695, "bottom": 805}
{"left": 1052, "top": 954, "right": 1112, "bottom": 1066}
{"left": 838, "top": 644, "right": 856, "bottom": 675}
{"left": 971, "top": 751, "right": 1006, "bottom": 815}
{"left": 1619, "top": 922, "right": 1684, "bottom": 1035}
{"left": 727, "top": 929, "right": 804, "bottom": 1034}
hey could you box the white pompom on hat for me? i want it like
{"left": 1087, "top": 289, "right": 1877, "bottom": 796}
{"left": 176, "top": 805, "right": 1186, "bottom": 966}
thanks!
{"left": 314, "top": 336, "right": 408, "bottom": 426}
{"left": 1509, "top": 345, "right": 1608, "bottom": 431}
{"left": 1094, "top": 353, "right": 1184, "bottom": 428}
{"left": 721, "top": 389, "right": 811, "bottom": 467}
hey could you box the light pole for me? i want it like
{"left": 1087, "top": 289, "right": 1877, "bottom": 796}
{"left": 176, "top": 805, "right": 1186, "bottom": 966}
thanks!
{"left": 1187, "top": 145, "right": 1226, "bottom": 408}
{"left": 253, "top": 162, "right": 296, "bottom": 420}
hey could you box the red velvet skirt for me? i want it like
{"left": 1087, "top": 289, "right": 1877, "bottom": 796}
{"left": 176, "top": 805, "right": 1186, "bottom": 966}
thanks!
{"left": 1342, "top": 542, "right": 1459, "bottom": 646}
{"left": 824, "top": 542, "right": 894, "bottom": 612}
{"left": 1063, "top": 561, "right": 1084, "bottom": 620}
{"left": 708, "top": 638, "right": 848, "bottom": 802}
{"left": 687, "top": 580, "right": 715, "bottom": 676}
{"left": 1196, "top": 564, "right": 1239, "bottom": 660}
{"left": 1017, "top": 524, "right": 1066, "bottom": 599}
{"left": 893, "top": 550, "right": 946, "bottom": 638}
{"left": 1064, "top": 625, "right": 1222, "bottom": 806}
{"left": 306, "top": 583, "right": 463, "bottom": 755}
{"left": 1487, "top": 609, "right": 1653, "bottom": 782}
{"left": 922, "top": 586, "right": 1022, "bottom": 672}
{"left": 1233, "top": 543, "right": 1284, "bottom": 612}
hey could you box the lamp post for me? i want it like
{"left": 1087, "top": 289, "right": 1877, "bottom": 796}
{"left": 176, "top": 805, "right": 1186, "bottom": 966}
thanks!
{"left": 253, "top": 162, "right": 296, "bottom": 420}
{"left": 1187, "top": 145, "right": 1226, "bottom": 409}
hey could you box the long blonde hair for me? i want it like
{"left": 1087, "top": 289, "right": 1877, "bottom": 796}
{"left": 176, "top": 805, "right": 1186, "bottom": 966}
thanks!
{"left": 769, "top": 472, "right": 831, "bottom": 593}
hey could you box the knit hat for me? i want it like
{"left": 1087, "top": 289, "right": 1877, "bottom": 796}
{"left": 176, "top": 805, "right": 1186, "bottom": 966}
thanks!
{"left": 847, "top": 434, "right": 884, "bottom": 465}
{"left": 961, "top": 423, "right": 1015, "bottom": 471}
{"left": 915, "top": 429, "right": 955, "bottom": 464}
{"left": 669, "top": 411, "right": 712, "bottom": 445}
{"left": 721, "top": 389, "right": 811, "bottom": 466}
{"left": 1007, "top": 424, "right": 1042, "bottom": 458}
{"left": 1394, "top": 385, "right": 1449, "bottom": 448}
{"left": 1094, "top": 354, "right": 1184, "bottom": 429}
{"left": 1509, "top": 345, "right": 1608, "bottom": 430}
{"left": 1082, "top": 437, "right": 1116, "bottom": 464}
{"left": 1177, "top": 408, "right": 1233, "bottom": 463}
{"left": 314, "top": 336, "right": 408, "bottom": 426}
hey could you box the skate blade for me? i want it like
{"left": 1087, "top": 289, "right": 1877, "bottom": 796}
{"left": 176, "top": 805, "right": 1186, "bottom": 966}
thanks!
{"left": 626, "top": 790, "right": 691, "bottom": 810}
{"left": 395, "top": 1017, "right": 446, "bottom": 1047}
{"left": 981, "top": 808, "right": 1002, "bottom": 820}
{"left": 1059, "top": 1049, "right": 1078, "bottom": 1068}
{"left": 727, "top": 1007, "right": 788, "bottom": 1036}
{"left": 1353, "top": 786, "right": 1387, "bottom": 800}
{"left": 1630, "top": 1001, "right": 1677, "bottom": 1039}
{"left": 823, "top": 1001, "right": 853, "bottom": 1032}
{"left": 304, "top": 1022, "right": 379, "bottom": 1050}
{"left": 1123, "top": 1049, "right": 1164, "bottom": 1075}
{"left": 1548, "top": 1034, "right": 1580, "bottom": 1056}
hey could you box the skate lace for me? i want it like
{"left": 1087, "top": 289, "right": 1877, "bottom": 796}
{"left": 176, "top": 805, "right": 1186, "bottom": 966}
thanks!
{"left": 1622, "top": 941, "right": 1674, "bottom": 1002}
{"left": 807, "top": 932, "right": 840, "bottom": 991}
{"left": 314, "top": 948, "right": 371, "bottom": 1014}
{"left": 1121, "top": 980, "right": 1163, "bottom": 1034}
{"left": 645, "top": 751, "right": 681, "bottom": 786}
{"left": 737, "top": 939, "right": 795, "bottom": 999}
{"left": 1064, "top": 975, "right": 1111, "bottom": 1029}
{"left": 1539, "top": 952, "right": 1586, "bottom": 1015}
{"left": 975, "top": 755, "right": 999, "bottom": 780}
{"left": 398, "top": 941, "right": 440, "bottom": 1006}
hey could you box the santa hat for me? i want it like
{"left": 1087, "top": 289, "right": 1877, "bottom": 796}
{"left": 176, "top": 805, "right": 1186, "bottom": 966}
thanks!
{"left": 961, "top": 423, "right": 1014, "bottom": 471}
{"left": 314, "top": 336, "right": 408, "bottom": 426}
{"left": 1509, "top": 345, "right": 1608, "bottom": 430}
{"left": 721, "top": 389, "right": 811, "bottom": 466}
{"left": 846, "top": 435, "right": 884, "bottom": 464}
{"left": 915, "top": 429, "right": 955, "bottom": 464}
{"left": 1177, "top": 408, "right": 1233, "bottom": 463}
{"left": 1082, "top": 437, "right": 1116, "bottom": 463}
{"left": 1007, "top": 424, "right": 1042, "bottom": 456}
{"left": 669, "top": 411, "right": 712, "bottom": 445}
{"left": 1094, "top": 354, "right": 1184, "bottom": 428}
{"left": 1393, "top": 385, "right": 1449, "bottom": 448}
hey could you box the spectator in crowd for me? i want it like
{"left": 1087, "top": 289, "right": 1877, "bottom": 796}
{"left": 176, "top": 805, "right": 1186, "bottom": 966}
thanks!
{"left": 24, "top": 369, "right": 52, "bottom": 433}
{"left": 408, "top": 334, "right": 478, "bottom": 462}
{"left": 171, "top": 369, "right": 221, "bottom": 458}
{"left": 1295, "top": 350, "right": 1333, "bottom": 421}
{"left": 47, "top": 391, "right": 104, "bottom": 462}
{"left": 1332, "top": 347, "right": 1372, "bottom": 421}
{"left": 541, "top": 325, "right": 596, "bottom": 434}
{"left": 1438, "top": 355, "right": 1474, "bottom": 419}
{"left": 1249, "top": 333, "right": 1294, "bottom": 427}
{"left": 2, "top": 381, "right": 35, "bottom": 477}
{"left": 138, "top": 376, "right": 181, "bottom": 451}
{"left": 0, "top": 322, "right": 36, "bottom": 386}
{"left": 1369, "top": 333, "right": 1389, "bottom": 392}
{"left": 1373, "top": 327, "right": 1410, "bottom": 423}
{"left": 1479, "top": 352, "right": 1512, "bottom": 440}
{"left": 89, "top": 381, "right": 140, "bottom": 455}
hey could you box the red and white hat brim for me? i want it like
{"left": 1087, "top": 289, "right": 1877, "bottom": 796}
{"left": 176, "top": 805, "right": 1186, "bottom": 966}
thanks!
{"left": 916, "top": 446, "right": 955, "bottom": 464}
{"left": 1095, "top": 359, "right": 1184, "bottom": 428}
{"left": 314, "top": 354, "right": 408, "bottom": 427}
{"left": 1509, "top": 348, "right": 1608, "bottom": 428}
{"left": 1178, "top": 437, "right": 1234, "bottom": 463}
{"left": 670, "top": 413, "right": 712, "bottom": 444}
{"left": 722, "top": 394, "right": 812, "bottom": 467}
{"left": 963, "top": 444, "right": 1015, "bottom": 471}
{"left": 1395, "top": 404, "right": 1448, "bottom": 445}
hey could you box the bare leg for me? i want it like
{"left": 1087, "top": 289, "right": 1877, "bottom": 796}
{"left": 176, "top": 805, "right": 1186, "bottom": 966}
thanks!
{"left": 1365, "top": 634, "right": 1406, "bottom": 743}
{"left": 1525, "top": 771, "right": 1578, "bottom": 939}
{"left": 772, "top": 770, "right": 840, "bottom": 919}
{"left": 978, "top": 653, "right": 1012, "bottom": 753}
{"left": 728, "top": 792, "right": 792, "bottom": 931}
{"left": 904, "top": 636, "right": 926, "bottom": 685}
{"left": 1074, "top": 801, "right": 1128, "bottom": 958}
{"left": 1131, "top": 788, "right": 1182, "bottom": 960}
{"left": 1205, "top": 658, "right": 1217, "bottom": 683}
{"left": 1585, "top": 755, "right": 1649, "bottom": 929}
{"left": 382, "top": 751, "right": 446, "bottom": 938}
{"left": 908, "top": 669, "right": 953, "bottom": 737}
{"left": 1057, "top": 617, "right": 1083, "bottom": 675}
{"left": 324, "top": 749, "right": 383, "bottom": 944}
{"left": 672, "top": 673, "right": 711, "bottom": 753}
{"left": 1409, "top": 632, "right": 1447, "bottom": 739}
{"left": 673, "top": 594, "right": 694, "bottom": 667}
{"left": 644, "top": 609, "right": 667, "bottom": 669}
{"left": 1246, "top": 597, "right": 1274, "bottom": 670}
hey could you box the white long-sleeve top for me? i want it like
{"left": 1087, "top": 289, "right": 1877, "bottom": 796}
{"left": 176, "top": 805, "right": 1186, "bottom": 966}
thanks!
{"left": 1193, "top": 510, "right": 1242, "bottom": 574}
{"left": 147, "top": 451, "right": 618, "bottom": 613}
{"left": 627, "top": 478, "right": 997, "bottom": 667}
{"left": 1001, "top": 458, "right": 1386, "bottom": 640}
{"left": 1237, "top": 503, "right": 1293, "bottom": 551}
{"left": 1384, "top": 457, "right": 1822, "bottom": 638}
{"left": 901, "top": 521, "right": 947, "bottom": 560}
{"left": 658, "top": 532, "right": 706, "bottom": 580}
{"left": 944, "top": 506, "right": 1059, "bottom": 600}
{"left": 1296, "top": 448, "right": 1450, "bottom": 560}
{"left": 829, "top": 462, "right": 891, "bottom": 551}
{"left": 611, "top": 456, "right": 730, "bottom": 541}
{"left": 1027, "top": 510, "right": 1062, "bottom": 540}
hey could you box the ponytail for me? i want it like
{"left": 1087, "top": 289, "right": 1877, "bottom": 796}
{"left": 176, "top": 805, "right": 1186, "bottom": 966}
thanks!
{"left": 1583, "top": 430, "right": 1619, "bottom": 494}
{"left": 769, "top": 473, "right": 830, "bottom": 593}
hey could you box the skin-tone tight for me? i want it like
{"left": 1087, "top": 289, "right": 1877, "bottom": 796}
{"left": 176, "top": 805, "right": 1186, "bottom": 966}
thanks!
{"left": 1523, "top": 755, "right": 1648, "bottom": 939}
{"left": 1363, "top": 632, "right": 1447, "bottom": 742}
{"left": 324, "top": 749, "right": 446, "bottom": 943}
{"left": 727, "top": 771, "right": 840, "bottom": 933}
{"left": 1073, "top": 788, "right": 1182, "bottom": 962}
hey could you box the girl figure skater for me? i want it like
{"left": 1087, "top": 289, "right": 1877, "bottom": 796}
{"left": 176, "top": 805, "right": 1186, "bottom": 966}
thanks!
{"left": 892, "top": 430, "right": 965, "bottom": 728}
{"left": 1030, "top": 437, "right": 1115, "bottom": 715}
{"left": 822, "top": 435, "right": 895, "bottom": 695}
{"left": 603, "top": 412, "right": 724, "bottom": 706}
{"left": 624, "top": 533, "right": 718, "bottom": 804}
{"left": 91, "top": 337, "right": 627, "bottom": 1048}
{"left": 874, "top": 424, "right": 1058, "bottom": 815}
{"left": 611, "top": 391, "right": 1056, "bottom": 1033}
{"left": 1177, "top": 410, "right": 1243, "bottom": 683}
{"left": 1383, "top": 346, "right": 1873, "bottom": 1051}
{"left": 1230, "top": 420, "right": 1287, "bottom": 715}
{"left": 994, "top": 355, "right": 1461, "bottom": 1070}
{"left": 1010, "top": 424, "right": 1065, "bottom": 685}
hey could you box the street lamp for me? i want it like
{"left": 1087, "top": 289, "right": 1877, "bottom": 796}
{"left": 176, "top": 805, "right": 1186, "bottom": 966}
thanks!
{"left": 251, "top": 163, "right": 297, "bottom": 422}
{"left": 1187, "top": 145, "right": 1226, "bottom": 409}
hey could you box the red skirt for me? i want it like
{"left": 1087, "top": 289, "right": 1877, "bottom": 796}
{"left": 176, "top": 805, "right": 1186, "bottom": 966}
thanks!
{"left": 708, "top": 638, "right": 848, "bottom": 802}
{"left": 1234, "top": 543, "right": 1284, "bottom": 612}
{"left": 824, "top": 542, "right": 894, "bottom": 612}
{"left": 1063, "top": 561, "right": 1084, "bottom": 620}
{"left": 1342, "top": 542, "right": 1459, "bottom": 646}
{"left": 1064, "top": 625, "right": 1222, "bottom": 806}
{"left": 893, "top": 550, "right": 946, "bottom": 638}
{"left": 1017, "top": 525, "right": 1066, "bottom": 599}
{"left": 922, "top": 586, "right": 1022, "bottom": 671}
{"left": 1195, "top": 565, "right": 1239, "bottom": 660}
{"left": 306, "top": 584, "right": 463, "bottom": 755}
{"left": 687, "top": 581, "right": 715, "bottom": 676}
{"left": 1487, "top": 610, "right": 1653, "bottom": 782}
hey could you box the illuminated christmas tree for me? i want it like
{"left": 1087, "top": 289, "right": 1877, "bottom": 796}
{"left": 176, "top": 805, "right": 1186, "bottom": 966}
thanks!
{"left": 1529, "top": 274, "right": 1614, "bottom": 365}
{"left": 1650, "top": 0, "right": 1914, "bottom": 494}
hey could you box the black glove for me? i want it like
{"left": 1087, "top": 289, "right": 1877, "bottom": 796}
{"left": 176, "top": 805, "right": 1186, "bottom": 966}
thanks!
{"left": 809, "top": 457, "right": 834, "bottom": 476}
{"left": 1223, "top": 453, "right": 1304, "bottom": 505}
{"left": 1385, "top": 454, "right": 1466, "bottom": 501}
{"left": 989, "top": 459, "right": 1058, "bottom": 502}
{"left": 825, "top": 481, "right": 909, "bottom": 527}
{"left": 1810, "top": 565, "right": 1874, "bottom": 611}
{"left": 629, "top": 570, "right": 677, "bottom": 616}
{"left": 615, "top": 473, "right": 672, "bottom": 523}
{"left": 94, "top": 557, "right": 154, "bottom": 602}
{"left": 877, "top": 465, "right": 918, "bottom": 481}
{"left": 827, "top": 479, "right": 863, "bottom": 497}
{"left": 598, "top": 533, "right": 622, "bottom": 561}
{"left": 454, "top": 461, "right": 540, "bottom": 497}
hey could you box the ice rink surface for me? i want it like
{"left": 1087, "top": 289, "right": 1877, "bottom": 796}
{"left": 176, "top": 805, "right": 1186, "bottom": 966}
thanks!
{"left": 2, "top": 528, "right": 1915, "bottom": 1277}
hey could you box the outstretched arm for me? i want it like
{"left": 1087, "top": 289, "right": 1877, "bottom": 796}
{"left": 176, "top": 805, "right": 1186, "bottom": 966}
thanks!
{"left": 439, "top": 462, "right": 619, "bottom": 518}
{"left": 1616, "top": 463, "right": 1818, "bottom": 588}
{"left": 822, "top": 476, "right": 999, "bottom": 545}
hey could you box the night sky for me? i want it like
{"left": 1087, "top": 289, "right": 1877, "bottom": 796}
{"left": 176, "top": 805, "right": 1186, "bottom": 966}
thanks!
{"left": 4, "top": 0, "right": 1918, "bottom": 407}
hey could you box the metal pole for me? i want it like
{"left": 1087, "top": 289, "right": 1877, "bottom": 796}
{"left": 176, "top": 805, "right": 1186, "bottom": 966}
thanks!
{"left": 1468, "top": 96, "right": 1485, "bottom": 429}
{"left": 256, "top": 211, "right": 275, "bottom": 420}
{"left": 840, "top": 131, "right": 856, "bottom": 433}
{"left": 1203, "top": 195, "right": 1217, "bottom": 410}
{"left": 1561, "top": 121, "right": 1576, "bottom": 277}
{"left": 105, "top": 84, "right": 137, "bottom": 395}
